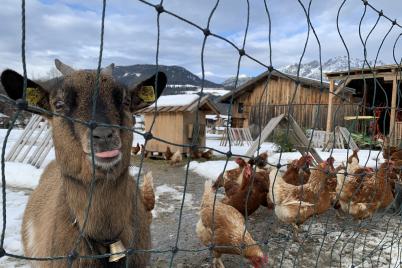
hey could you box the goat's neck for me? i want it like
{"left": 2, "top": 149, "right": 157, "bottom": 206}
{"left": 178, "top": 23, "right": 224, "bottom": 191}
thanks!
{"left": 62, "top": 169, "right": 133, "bottom": 241}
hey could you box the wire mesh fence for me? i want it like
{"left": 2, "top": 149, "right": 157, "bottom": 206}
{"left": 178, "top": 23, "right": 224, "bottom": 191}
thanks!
{"left": 0, "top": 0, "right": 401, "bottom": 267}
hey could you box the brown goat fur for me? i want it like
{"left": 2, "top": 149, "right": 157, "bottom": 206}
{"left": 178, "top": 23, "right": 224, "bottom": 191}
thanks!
{"left": 1, "top": 60, "right": 167, "bottom": 267}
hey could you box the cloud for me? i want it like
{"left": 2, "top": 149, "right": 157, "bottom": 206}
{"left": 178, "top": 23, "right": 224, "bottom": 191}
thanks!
{"left": 0, "top": 0, "right": 401, "bottom": 82}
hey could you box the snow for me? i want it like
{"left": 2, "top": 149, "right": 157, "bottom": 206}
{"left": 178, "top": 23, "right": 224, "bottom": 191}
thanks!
{"left": 156, "top": 94, "right": 199, "bottom": 107}
{"left": 0, "top": 189, "right": 30, "bottom": 268}
{"left": 153, "top": 184, "right": 195, "bottom": 218}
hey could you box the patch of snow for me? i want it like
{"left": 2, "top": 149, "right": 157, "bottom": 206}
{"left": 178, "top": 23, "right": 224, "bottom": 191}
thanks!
{"left": 0, "top": 189, "right": 30, "bottom": 268}
{"left": 187, "top": 160, "right": 238, "bottom": 180}
{"left": 3, "top": 162, "right": 42, "bottom": 189}
{"left": 153, "top": 184, "right": 195, "bottom": 218}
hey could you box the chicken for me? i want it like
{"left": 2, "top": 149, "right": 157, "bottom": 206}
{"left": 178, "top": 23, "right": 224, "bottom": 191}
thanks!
{"left": 328, "top": 162, "right": 346, "bottom": 208}
{"left": 141, "top": 171, "right": 155, "bottom": 224}
{"left": 383, "top": 146, "right": 401, "bottom": 160}
{"left": 248, "top": 152, "right": 269, "bottom": 171}
{"left": 282, "top": 154, "right": 313, "bottom": 185}
{"left": 213, "top": 152, "right": 269, "bottom": 193}
{"left": 268, "top": 157, "right": 335, "bottom": 241}
{"left": 170, "top": 150, "right": 183, "bottom": 166}
{"left": 131, "top": 142, "right": 141, "bottom": 156}
{"left": 390, "top": 150, "right": 402, "bottom": 161}
{"left": 140, "top": 144, "right": 149, "bottom": 158}
{"left": 336, "top": 161, "right": 395, "bottom": 220}
{"left": 190, "top": 147, "right": 203, "bottom": 159}
{"left": 346, "top": 149, "right": 361, "bottom": 174}
{"left": 164, "top": 146, "right": 173, "bottom": 161}
{"left": 212, "top": 158, "right": 248, "bottom": 198}
{"left": 196, "top": 180, "right": 268, "bottom": 268}
{"left": 201, "top": 149, "right": 214, "bottom": 160}
{"left": 222, "top": 163, "right": 270, "bottom": 216}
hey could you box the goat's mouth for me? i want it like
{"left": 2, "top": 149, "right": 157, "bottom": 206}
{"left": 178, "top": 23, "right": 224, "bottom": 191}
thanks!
{"left": 87, "top": 149, "right": 122, "bottom": 170}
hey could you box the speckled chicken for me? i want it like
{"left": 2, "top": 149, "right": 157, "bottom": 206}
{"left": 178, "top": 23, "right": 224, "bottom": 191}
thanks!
{"left": 336, "top": 161, "right": 395, "bottom": 220}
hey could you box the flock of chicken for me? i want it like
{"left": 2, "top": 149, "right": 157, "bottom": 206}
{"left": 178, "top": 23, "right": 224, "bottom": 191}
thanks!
{"left": 196, "top": 149, "right": 402, "bottom": 268}
{"left": 131, "top": 142, "right": 214, "bottom": 165}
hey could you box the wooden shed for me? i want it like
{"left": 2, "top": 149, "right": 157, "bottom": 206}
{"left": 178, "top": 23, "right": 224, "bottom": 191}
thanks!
{"left": 219, "top": 70, "right": 356, "bottom": 136}
{"left": 326, "top": 65, "right": 402, "bottom": 146}
{"left": 137, "top": 94, "right": 220, "bottom": 154}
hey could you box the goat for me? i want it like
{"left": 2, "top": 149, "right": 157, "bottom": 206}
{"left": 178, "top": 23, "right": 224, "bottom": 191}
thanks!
{"left": 0, "top": 59, "right": 167, "bottom": 267}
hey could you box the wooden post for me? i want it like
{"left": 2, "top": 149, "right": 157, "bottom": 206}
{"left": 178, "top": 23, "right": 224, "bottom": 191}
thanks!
{"left": 389, "top": 77, "right": 397, "bottom": 145}
{"left": 326, "top": 80, "right": 335, "bottom": 142}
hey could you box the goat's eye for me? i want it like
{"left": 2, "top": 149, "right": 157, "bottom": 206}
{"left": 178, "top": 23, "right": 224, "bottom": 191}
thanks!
{"left": 55, "top": 100, "right": 65, "bottom": 110}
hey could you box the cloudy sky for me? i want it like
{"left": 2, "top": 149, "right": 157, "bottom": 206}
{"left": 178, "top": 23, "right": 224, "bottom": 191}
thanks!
{"left": 1, "top": 0, "right": 401, "bottom": 82}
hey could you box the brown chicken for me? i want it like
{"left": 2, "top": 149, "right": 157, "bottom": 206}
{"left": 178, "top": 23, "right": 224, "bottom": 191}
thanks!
{"left": 201, "top": 149, "right": 214, "bottom": 160}
{"left": 140, "top": 144, "right": 149, "bottom": 158}
{"left": 190, "top": 147, "right": 203, "bottom": 159}
{"left": 196, "top": 180, "right": 268, "bottom": 268}
{"left": 164, "top": 146, "right": 173, "bottom": 161}
{"left": 383, "top": 146, "right": 401, "bottom": 160}
{"left": 282, "top": 154, "right": 313, "bottom": 185}
{"left": 346, "top": 149, "right": 361, "bottom": 174}
{"left": 141, "top": 171, "right": 155, "bottom": 224}
{"left": 212, "top": 158, "right": 248, "bottom": 198}
{"left": 248, "top": 152, "right": 269, "bottom": 171}
{"left": 268, "top": 157, "right": 335, "bottom": 241}
{"left": 336, "top": 161, "right": 395, "bottom": 220}
{"left": 170, "top": 150, "right": 183, "bottom": 166}
{"left": 131, "top": 142, "right": 140, "bottom": 155}
{"left": 222, "top": 164, "right": 270, "bottom": 216}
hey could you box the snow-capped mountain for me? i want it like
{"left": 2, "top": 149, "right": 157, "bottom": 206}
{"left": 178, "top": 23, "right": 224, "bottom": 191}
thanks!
{"left": 113, "top": 64, "right": 222, "bottom": 93}
{"left": 222, "top": 75, "right": 253, "bottom": 89}
{"left": 279, "top": 56, "right": 386, "bottom": 81}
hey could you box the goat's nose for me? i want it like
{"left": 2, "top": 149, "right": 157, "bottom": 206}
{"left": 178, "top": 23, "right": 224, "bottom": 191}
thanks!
{"left": 92, "top": 127, "right": 114, "bottom": 140}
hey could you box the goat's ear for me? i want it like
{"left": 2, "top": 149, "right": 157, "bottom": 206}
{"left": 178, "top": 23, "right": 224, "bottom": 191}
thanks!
{"left": 129, "top": 71, "right": 167, "bottom": 112}
{"left": 1, "top": 69, "right": 51, "bottom": 114}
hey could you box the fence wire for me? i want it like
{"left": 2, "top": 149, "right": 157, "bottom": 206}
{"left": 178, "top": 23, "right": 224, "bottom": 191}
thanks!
{"left": 0, "top": 0, "right": 401, "bottom": 267}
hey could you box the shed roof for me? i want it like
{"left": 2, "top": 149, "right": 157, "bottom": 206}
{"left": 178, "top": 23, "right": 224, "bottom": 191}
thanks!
{"left": 220, "top": 70, "right": 356, "bottom": 103}
{"left": 137, "top": 94, "right": 220, "bottom": 114}
{"left": 325, "top": 64, "right": 401, "bottom": 79}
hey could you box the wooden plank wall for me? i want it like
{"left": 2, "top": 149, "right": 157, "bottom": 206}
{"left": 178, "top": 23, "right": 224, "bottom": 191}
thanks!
{"left": 144, "top": 111, "right": 206, "bottom": 153}
{"left": 249, "top": 103, "right": 358, "bottom": 133}
{"left": 231, "top": 76, "right": 356, "bottom": 131}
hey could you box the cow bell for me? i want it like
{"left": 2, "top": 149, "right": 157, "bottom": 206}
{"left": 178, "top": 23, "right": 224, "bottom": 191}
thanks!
{"left": 109, "top": 240, "right": 126, "bottom": 262}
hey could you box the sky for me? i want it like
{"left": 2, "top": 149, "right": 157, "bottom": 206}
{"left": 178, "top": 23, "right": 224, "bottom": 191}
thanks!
{"left": 0, "top": 0, "right": 401, "bottom": 83}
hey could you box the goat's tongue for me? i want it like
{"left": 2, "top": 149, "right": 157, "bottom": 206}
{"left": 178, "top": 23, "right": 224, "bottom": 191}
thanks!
{"left": 95, "top": 149, "right": 120, "bottom": 158}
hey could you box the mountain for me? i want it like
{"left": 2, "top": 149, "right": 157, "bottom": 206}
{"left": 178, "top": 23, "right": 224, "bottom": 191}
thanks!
{"left": 113, "top": 64, "right": 222, "bottom": 95}
{"left": 279, "top": 56, "right": 386, "bottom": 81}
{"left": 222, "top": 75, "right": 253, "bottom": 89}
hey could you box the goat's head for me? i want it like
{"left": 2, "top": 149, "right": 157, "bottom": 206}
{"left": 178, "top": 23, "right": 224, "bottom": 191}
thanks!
{"left": 1, "top": 59, "right": 166, "bottom": 180}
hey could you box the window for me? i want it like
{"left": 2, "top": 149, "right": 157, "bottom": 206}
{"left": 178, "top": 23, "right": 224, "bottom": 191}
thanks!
{"left": 238, "top": 103, "right": 244, "bottom": 113}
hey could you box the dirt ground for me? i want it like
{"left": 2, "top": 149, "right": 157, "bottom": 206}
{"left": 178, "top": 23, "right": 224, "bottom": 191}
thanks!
{"left": 5, "top": 156, "right": 402, "bottom": 267}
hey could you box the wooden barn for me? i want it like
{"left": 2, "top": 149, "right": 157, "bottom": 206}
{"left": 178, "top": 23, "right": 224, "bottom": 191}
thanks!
{"left": 137, "top": 94, "right": 220, "bottom": 154}
{"left": 219, "top": 70, "right": 356, "bottom": 136}
{"left": 326, "top": 64, "right": 402, "bottom": 146}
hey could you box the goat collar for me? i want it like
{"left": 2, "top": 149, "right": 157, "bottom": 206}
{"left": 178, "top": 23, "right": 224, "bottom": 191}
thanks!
{"left": 71, "top": 218, "right": 126, "bottom": 262}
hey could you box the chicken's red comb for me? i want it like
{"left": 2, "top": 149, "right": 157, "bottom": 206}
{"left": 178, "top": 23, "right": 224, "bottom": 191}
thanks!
{"left": 236, "top": 157, "right": 246, "bottom": 166}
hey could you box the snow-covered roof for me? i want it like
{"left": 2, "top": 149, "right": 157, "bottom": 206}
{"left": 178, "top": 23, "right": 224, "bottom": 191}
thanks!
{"left": 156, "top": 94, "right": 199, "bottom": 107}
{"left": 137, "top": 94, "right": 220, "bottom": 115}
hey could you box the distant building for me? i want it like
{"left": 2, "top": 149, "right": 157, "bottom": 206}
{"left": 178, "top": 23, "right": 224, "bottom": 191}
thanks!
{"left": 219, "top": 70, "right": 356, "bottom": 137}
